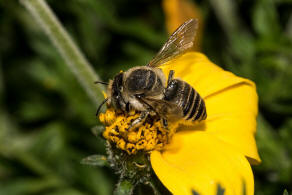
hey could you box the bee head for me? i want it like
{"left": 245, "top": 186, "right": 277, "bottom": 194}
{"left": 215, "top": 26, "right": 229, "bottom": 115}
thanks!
{"left": 108, "top": 72, "right": 127, "bottom": 110}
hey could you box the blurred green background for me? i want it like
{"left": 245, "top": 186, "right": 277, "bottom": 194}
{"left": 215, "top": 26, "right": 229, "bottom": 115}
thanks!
{"left": 0, "top": 0, "right": 292, "bottom": 194}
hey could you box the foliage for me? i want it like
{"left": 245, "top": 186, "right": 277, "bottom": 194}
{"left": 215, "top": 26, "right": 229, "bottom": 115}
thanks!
{"left": 0, "top": 0, "right": 291, "bottom": 194}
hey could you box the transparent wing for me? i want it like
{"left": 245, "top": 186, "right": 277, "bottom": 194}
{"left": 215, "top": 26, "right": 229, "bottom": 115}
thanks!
{"left": 147, "top": 18, "right": 198, "bottom": 67}
{"left": 140, "top": 97, "right": 183, "bottom": 118}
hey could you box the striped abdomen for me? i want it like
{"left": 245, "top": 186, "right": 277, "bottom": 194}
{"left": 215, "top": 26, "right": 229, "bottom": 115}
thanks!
{"left": 164, "top": 79, "right": 207, "bottom": 121}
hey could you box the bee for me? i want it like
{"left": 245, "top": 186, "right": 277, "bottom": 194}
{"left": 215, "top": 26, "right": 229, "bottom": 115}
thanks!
{"left": 96, "top": 19, "right": 207, "bottom": 129}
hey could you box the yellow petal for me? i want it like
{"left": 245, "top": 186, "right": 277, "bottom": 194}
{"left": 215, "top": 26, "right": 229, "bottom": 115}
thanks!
{"left": 151, "top": 132, "right": 254, "bottom": 195}
{"left": 162, "top": 0, "right": 203, "bottom": 50}
{"left": 161, "top": 52, "right": 261, "bottom": 164}
{"left": 161, "top": 52, "right": 252, "bottom": 99}
{"left": 203, "top": 85, "right": 260, "bottom": 164}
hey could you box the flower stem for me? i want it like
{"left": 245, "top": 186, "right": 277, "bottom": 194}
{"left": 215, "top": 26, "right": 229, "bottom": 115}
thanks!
{"left": 20, "top": 0, "right": 105, "bottom": 105}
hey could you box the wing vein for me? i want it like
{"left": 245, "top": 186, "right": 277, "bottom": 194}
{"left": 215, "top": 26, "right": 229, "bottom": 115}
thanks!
{"left": 147, "top": 18, "right": 198, "bottom": 68}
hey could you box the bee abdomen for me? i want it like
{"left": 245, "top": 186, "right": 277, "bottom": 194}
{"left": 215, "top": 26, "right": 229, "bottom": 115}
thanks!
{"left": 164, "top": 79, "right": 207, "bottom": 122}
{"left": 185, "top": 93, "right": 207, "bottom": 121}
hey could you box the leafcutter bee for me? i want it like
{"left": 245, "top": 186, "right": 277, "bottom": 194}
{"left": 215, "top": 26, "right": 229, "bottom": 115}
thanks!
{"left": 96, "top": 19, "right": 207, "bottom": 129}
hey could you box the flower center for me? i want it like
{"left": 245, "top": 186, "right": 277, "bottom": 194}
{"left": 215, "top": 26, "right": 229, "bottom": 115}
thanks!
{"left": 99, "top": 108, "right": 178, "bottom": 154}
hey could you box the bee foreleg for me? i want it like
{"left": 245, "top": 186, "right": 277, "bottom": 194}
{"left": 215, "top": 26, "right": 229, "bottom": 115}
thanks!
{"left": 167, "top": 70, "right": 175, "bottom": 85}
{"left": 128, "top": 111, "right": 149, "bottom": 131}
{"left": 96, "top": 98, "right": 108, "bottom": 116}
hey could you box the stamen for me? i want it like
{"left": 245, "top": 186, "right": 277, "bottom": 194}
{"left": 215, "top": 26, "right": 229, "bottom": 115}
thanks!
{"left": 99, "top": 108, "right": 178, "bottom": 154}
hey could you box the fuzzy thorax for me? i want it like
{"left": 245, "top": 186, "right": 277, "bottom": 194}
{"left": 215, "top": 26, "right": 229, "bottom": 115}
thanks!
{"left": 99, "top": 108, "right": 178, "bottom": 154}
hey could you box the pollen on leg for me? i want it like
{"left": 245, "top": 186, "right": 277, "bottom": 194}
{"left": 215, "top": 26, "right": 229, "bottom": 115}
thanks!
{"left": 99, "top": 109, "right": 178, "bottom": 154}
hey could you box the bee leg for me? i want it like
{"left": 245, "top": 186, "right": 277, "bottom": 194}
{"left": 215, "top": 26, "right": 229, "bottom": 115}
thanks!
{"left": 125, "top": 102, "right": 130, "bottom": 112}
{"left": 160, "top": 118, "right": 168, "bottom": 129}
{"left": 167, "top": 70, "right": 175, "bottom": 85}
{"left": 128, "top": 111, "right": 149, "bottom": 131}
{"left": 96, "top": 98, "right": 108, "bottom": 116}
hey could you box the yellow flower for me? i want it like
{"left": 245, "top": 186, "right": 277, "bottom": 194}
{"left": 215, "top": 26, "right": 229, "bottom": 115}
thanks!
{"left": 100, "top": 52, "right": 261, "bottom": 195}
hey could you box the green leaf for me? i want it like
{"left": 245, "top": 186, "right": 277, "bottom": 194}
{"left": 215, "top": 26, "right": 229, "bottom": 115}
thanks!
{"left": 81, "top": 154, "right": 108, "bottom": 167}
{"left": 252, "top": 0, "right": 280, "bottom": 38}
{"left": 216, "top": 184, "right": 225, "bottom": 195}
{"left": 283, "top": 189, "right": 289, "bottom": 195}
{"left": 192, "top": 189, "right": 200, "bottom": 195}
{"left": 91, "top": 125, "right": 105, "bottom": 137}
{"left": 114, "top": 180, "right": 134, "bottom": 195}
{"left": 20, "top": 0, "right": 105, "bottom": 105}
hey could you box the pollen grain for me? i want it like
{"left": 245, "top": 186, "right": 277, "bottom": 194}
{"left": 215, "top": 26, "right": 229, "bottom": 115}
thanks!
{"left": 99, "top": 108, "right": 177, "bottom": 154}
